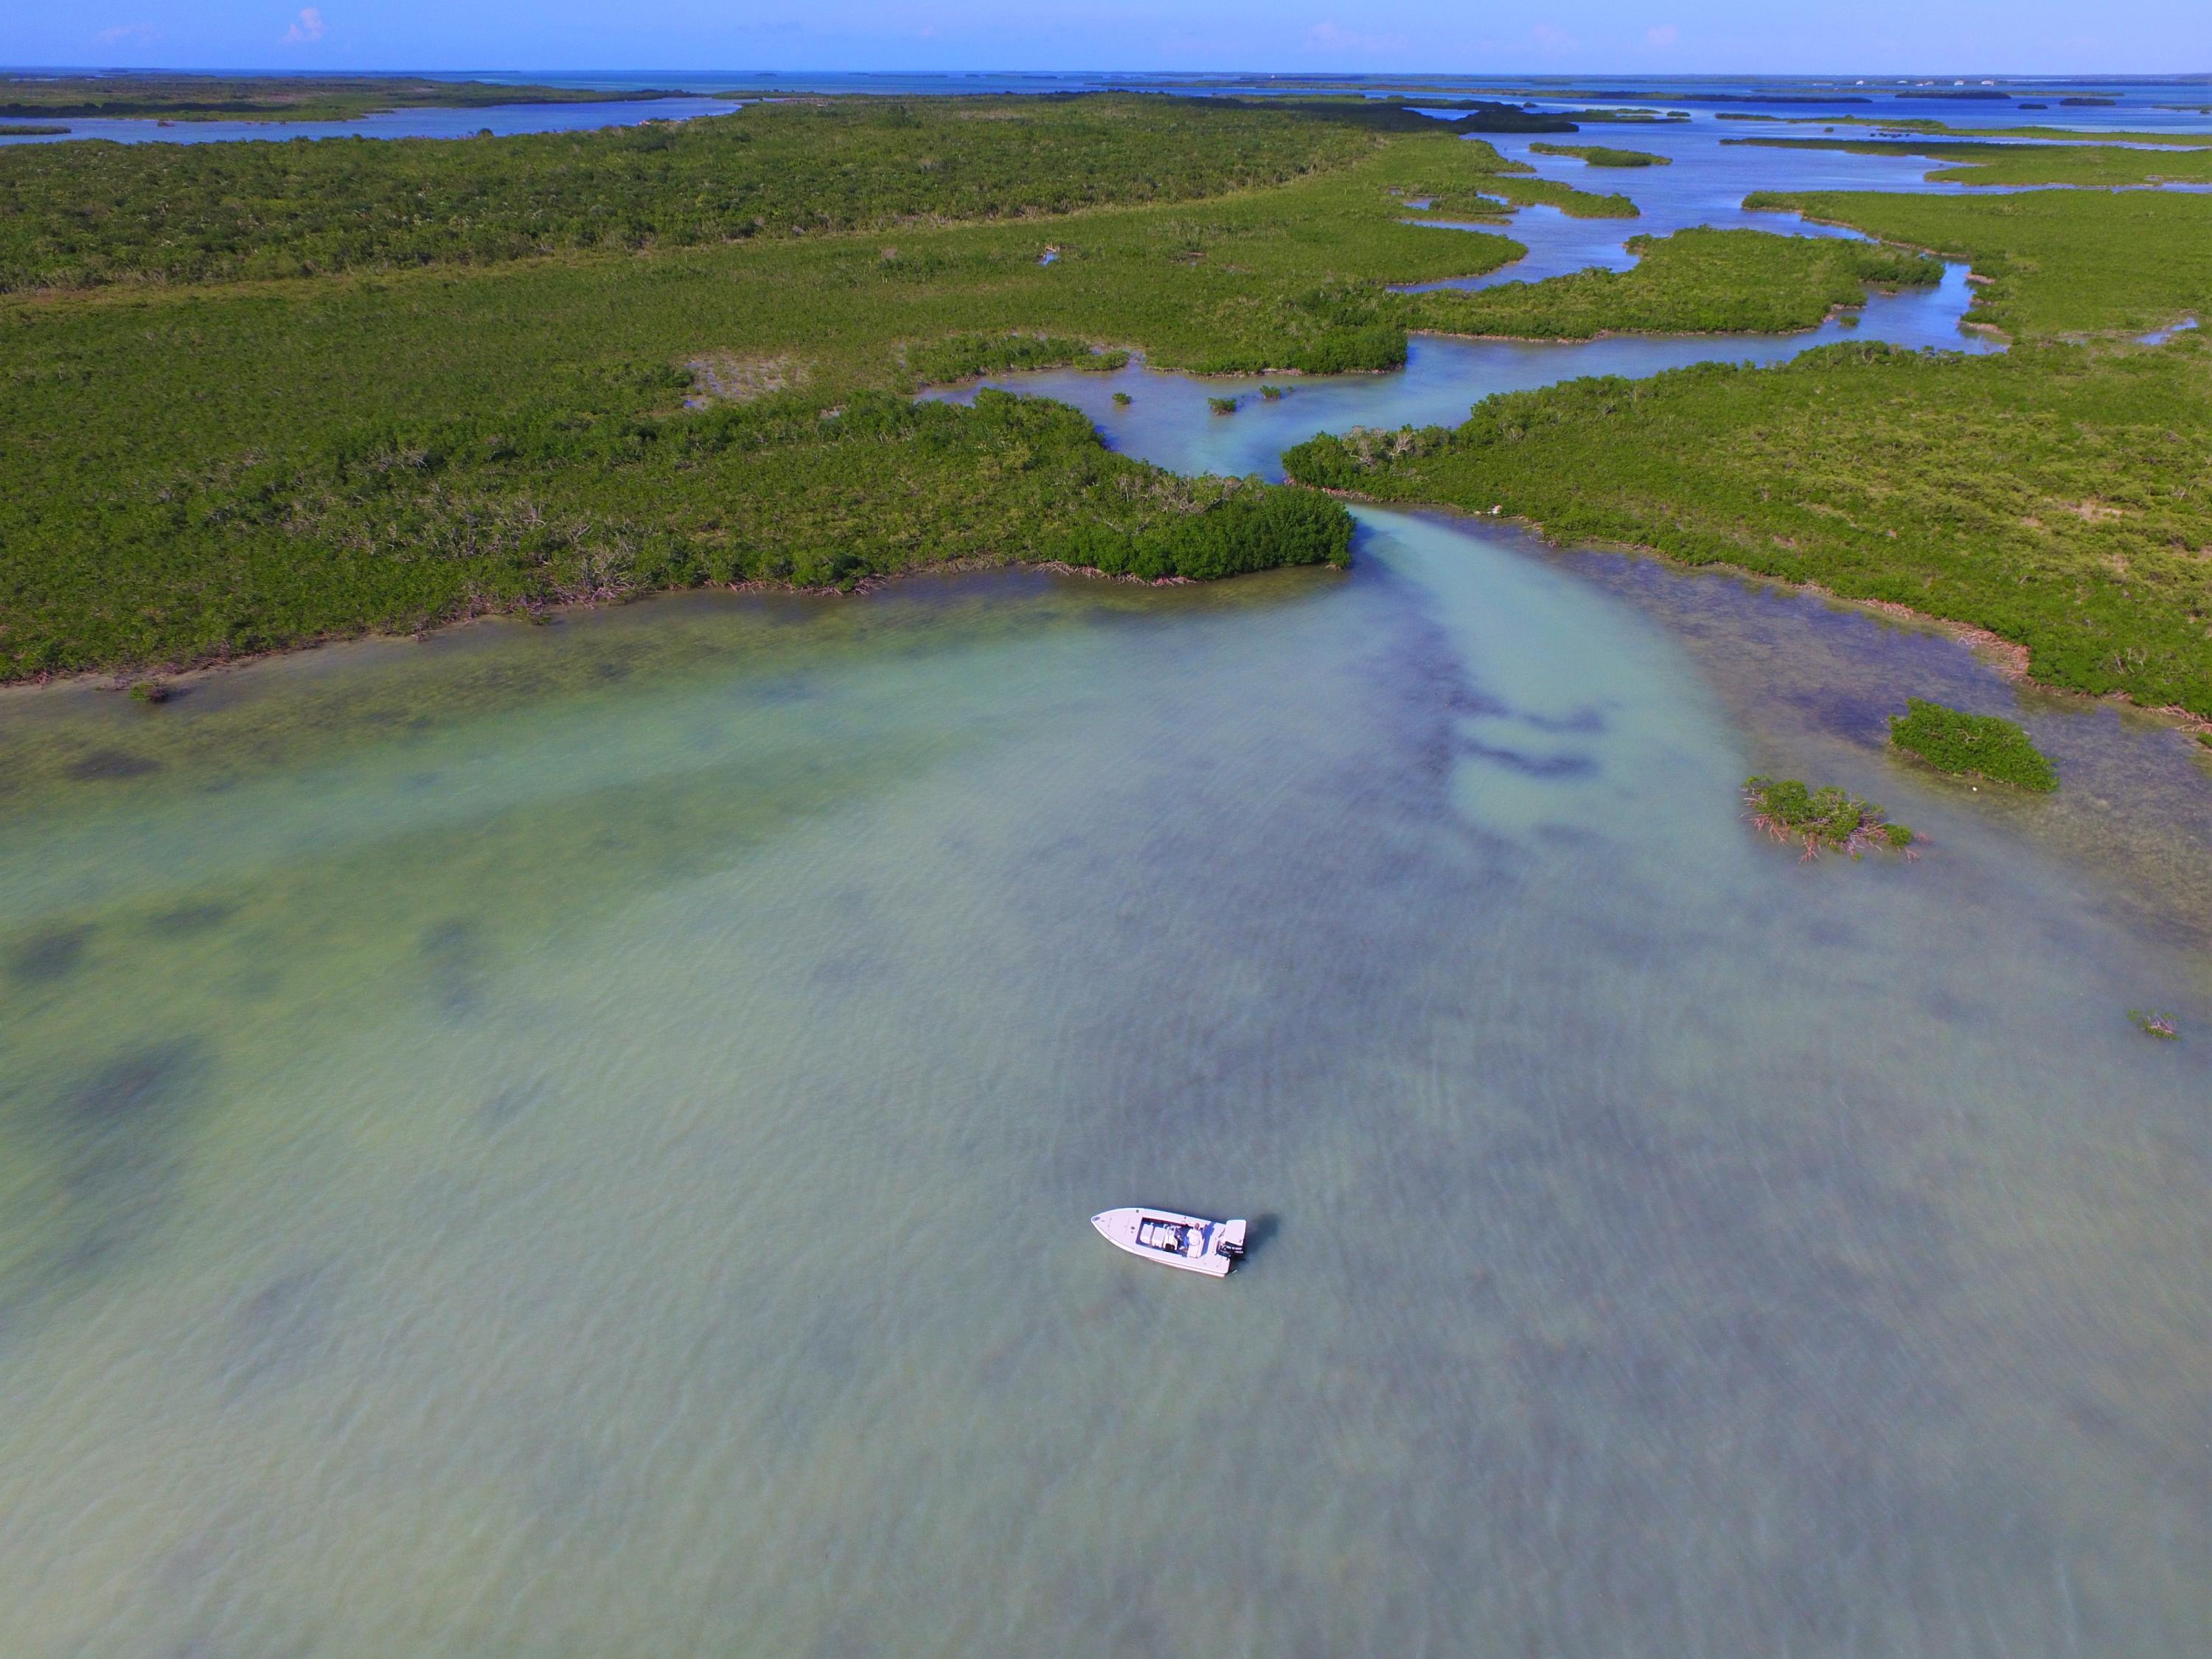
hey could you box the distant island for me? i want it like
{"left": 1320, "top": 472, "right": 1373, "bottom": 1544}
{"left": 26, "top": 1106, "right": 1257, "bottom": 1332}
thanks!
{"left": 0, "top": 74, "right": 701, "bottom": 123}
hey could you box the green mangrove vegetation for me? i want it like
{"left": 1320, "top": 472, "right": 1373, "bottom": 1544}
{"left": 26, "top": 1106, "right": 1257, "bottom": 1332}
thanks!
{"left": 1744, "top": 186, "right": 2211, "bottom": 338}
{"left": 0, "top": 124, "right": 69, "bottom": 137}
{"left": 1409, "top": 177, "right": 1641, "bottom": 220}
{"left": 1742, "top": 776, "right": 1916, "bottom": 858}
{"left": 1392, "top": 140, "right": 1644, "bottom": 220}
{"left": 4, "top": 388, "right": 1349, "bottom": 673}
{"left": 3, "top": 101, "right": 1538, "bottom": 678}
{"left": 1729, "top": 136, "right": 2212, "bottom": 189}
{"left": 1283, "top": 330, "right": 2212, "bottom": 714}
{"left": 0, "top": 73, "right": 698, "bottom": 123}
{"left": 905, "top": 333, "right": 1128, "bottom": 382}
{"left": 1888, "top": 699, "right": 2060, "bottom": 790}
{"left": 1408, "top": 102, "right": 1689, "bottom": 125}
{"left": 1721, "top": 113, "right": 2212, "bottom": 145}
{"left": 1528, "top": 142, "right": 1671, "bottom": 167}
{"left": 1394, "top": 229, "right": 1938, "bottom": 340}
{"left": 0, "top": 94, "right": 1446, "bottom": 291}
{"left": 1292, "top": 181, "right": 2203, "bottom": 717}
{"left": 6, "top": 91, "right": 2208, "bottom": 712}
{"left": 1425, "top": 102, "right": 1579, "bottom": 133}
{"left": 1503, "top": 88, "right": 1865, "bottom": 106}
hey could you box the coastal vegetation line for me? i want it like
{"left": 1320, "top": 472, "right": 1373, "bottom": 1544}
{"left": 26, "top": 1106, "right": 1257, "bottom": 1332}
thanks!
{"left": 1403, "top": 173, "right": 1641, "bottom": 220}
{"left": 1725, "top": 136, "right": 2212, "bottom": 189}
{"left": 4, "top": 103, "right": 1538, "bottom": 678}
{"left": 1526, "top": 142, "right": 1672, "bottom": 167}
{"left": 3, "top": 93, "right": 2206, "bottom": 717}
{"left": 1743, "top": 186, "right": 2209, "bottom": 339}
{"left": 1718, "top": 113, "right": 2212, "bottom": 146}
{"left": 0, "top": 96, "right": 1427, "bottom": 292}
{"left": 1283, "top": 179, "right": 2211, "bottom": 714}
{"left": 1393, "top": 229, "right": 1941, "bottom": 340}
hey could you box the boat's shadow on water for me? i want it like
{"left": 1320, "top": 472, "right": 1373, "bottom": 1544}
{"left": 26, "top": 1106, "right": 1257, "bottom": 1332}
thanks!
{"left": 1238, "top": 1212, "right": 1282, "bottom": 1265}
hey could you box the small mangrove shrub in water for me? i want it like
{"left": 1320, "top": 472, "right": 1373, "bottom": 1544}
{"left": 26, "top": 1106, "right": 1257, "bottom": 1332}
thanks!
{"left": 1744, "top": 776, "right": 1916, "bottom": 860}
{"left": 2128, "top": 1008, "right": 2180, "bottom": 1040}
{"left": 1111, "top": 391, "right": 1133, "bottom": 406}
{"left": 1528, "top": 142, "right": 1672, "bottom": 167}
{"left": 1052, "top": 479, "right": 1352, "bottom": 579}
{"left": 1259, "top": 384, "right": 1286, "bottom": 400}
{"left": 1888, "top": 699, "right": 2058, "bottom": 792}
{"left": 1281, "top": 424, "right": 1450, "bottom": 489}
{"left": 1208, "top": 395, "right": 1239, "bottom": 415}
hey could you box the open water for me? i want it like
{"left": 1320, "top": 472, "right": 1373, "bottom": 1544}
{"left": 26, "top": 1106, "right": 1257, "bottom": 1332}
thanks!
{"left": 7, "top": 69, "right": 2205, "bottom": 147}
{"left": 0, "top": 113, "right": 2205, "bottom": 1659}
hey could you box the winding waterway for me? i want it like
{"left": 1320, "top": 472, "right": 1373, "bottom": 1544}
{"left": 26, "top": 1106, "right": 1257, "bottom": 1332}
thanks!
{"left": 1, "top": 125, "right": 2206, "bottom": 1659}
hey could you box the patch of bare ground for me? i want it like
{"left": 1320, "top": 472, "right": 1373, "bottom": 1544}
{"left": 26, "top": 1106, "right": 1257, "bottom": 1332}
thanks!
{"left": 685, "top": 352, "right": 811, "bottom": 404}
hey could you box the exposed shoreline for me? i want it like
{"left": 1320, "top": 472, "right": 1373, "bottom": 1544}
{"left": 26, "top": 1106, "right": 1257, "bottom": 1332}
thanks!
{"left": 1319, "top": 488, "right": 2212, "bottom": 737}
{"left": 0, "top": 556, "right": 1217, "bottom": 701}
{"left": 8, "top": 521, "right": 2205, "bottom": 746}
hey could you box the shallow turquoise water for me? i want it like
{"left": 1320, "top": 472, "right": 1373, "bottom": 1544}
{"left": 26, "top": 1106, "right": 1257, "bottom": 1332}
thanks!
{"left": 1, "top": 508, "right": 2204, "bottom": 1657}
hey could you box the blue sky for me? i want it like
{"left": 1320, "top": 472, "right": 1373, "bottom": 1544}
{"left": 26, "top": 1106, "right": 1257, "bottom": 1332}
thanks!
{"left": 10, "top": 3, "right": 2204, "bottom": 76}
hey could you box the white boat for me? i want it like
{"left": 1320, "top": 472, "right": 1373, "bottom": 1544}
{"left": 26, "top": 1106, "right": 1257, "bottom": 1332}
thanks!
{"left": 1091, "top": 1206, "right": 1248, "bottom": 1277}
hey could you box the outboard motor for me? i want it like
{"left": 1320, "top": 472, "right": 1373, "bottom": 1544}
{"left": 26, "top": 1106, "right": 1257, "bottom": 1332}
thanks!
{"left": 1217, "top": 1218, "right": 1248, "bottom": 1261}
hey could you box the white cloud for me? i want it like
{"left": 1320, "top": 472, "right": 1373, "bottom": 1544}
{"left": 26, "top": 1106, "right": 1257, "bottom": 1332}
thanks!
{"left": 1529, "top": 23, "right": 1580, "bottom": 54}
{"left": 95, "top": 23, "right": 159, "bottom": 44}
{"left": 1307, "top": 21, "right": 1410, "bottom": 58}
{"left": 282, "top": 7, "right": 325, "bottom": 45}
{"left": 1646, "top": 24, "right": 1680, "bottom": 48}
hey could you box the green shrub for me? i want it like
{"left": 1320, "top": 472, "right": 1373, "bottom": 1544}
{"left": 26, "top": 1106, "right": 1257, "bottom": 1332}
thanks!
{"left": 1280, "top": 425, "right": 1447, "bottom": 490}
{"left": 1528, "top": 142, "right": 1670, "bottom": 167}
{"left": 1052, "top": 481, "right": 1351, "bottom": 580}
{"left": 1743, "top": 776, "right": 1914, "bottom": 859}
{"left": 1208, "top": 396, "right": 1239, "bottom": 414}
{"left": 1888, "top": 699, "right": 2059, "bottom": 791}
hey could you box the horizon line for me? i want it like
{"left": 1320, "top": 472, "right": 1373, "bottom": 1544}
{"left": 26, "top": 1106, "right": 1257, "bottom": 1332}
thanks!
{"left": 8, "top": 66, "right": 2211, "bottom": 81}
